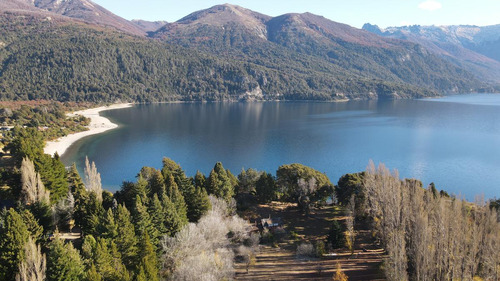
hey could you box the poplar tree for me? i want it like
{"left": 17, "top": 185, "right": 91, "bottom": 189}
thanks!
{"left": 20, "top": 157, "right": 50, "bottom": 205}
{"left": 15, "top": 237, "right": 46, "bottom": 281}
{"left": 84, "top": 157, "right": 102, "bottom": 202}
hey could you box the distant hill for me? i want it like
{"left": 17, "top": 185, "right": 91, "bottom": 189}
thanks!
{"left": 131, "top": 19, "right": 168, "bottom": 33}
{"left": 153, "top": 4, "right": 484, "bottom": 96}
{"left": 363, "top": 23, "right": 500, "bottom": 83}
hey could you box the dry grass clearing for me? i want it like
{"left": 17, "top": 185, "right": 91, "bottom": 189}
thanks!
{"left": 236, "top": 202, "right": 386, "bottom": 280}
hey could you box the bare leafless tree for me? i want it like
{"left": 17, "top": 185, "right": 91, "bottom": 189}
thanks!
{"left": 84, "top": 156, "right": 102, "bottom": 202}
{"left": 345, "top": 194, "right": 355, "bottom": 255}
{"left": 15, "top": 238, "right": 46, "bottom": 281}
{"left": 20, "top": 157, "right": 50, "bottom": 204}
{"left": 161, "top": 196, "right": 251, "bottom": 281}
{"left": 363, "top": 160, "right": 500, "bottom": 281}
{"left": 364, "top": 161, "right": 408, "bottom": 281}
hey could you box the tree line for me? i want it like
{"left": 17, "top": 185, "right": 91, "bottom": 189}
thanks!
{"left": 1, "top": 128, "right": 499, "bottom": 280}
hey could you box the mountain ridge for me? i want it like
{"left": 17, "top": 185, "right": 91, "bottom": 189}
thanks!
{"left": 363, "top": 23, "right": 500, "bottom": 83}
{"left": 0, "top": 2, "right": 495, "bottom": 103}
{"left": 3, "top": 0, "right": 145, "bottom": 35}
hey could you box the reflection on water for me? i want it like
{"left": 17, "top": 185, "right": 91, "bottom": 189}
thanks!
{"left": 62, "top": 94, "right": 500, "bottom": 199}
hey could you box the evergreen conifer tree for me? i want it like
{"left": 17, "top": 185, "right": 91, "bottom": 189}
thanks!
{"left": 0, "top": 209, "right": 30, "bottom": 281}
{"left": 46, "top": 237, "right": 85, "bottom": 281}
{"left": 114, "top": 204, "right": 138, "bottom": 269}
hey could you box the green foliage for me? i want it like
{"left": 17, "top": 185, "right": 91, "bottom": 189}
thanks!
{"left": 276, "top": 163, "right": 332, "bottom": 202}
{"left": 0, "top": 103, "right": 89, "bottom": 141}
{"left": 84, "top": 264, "right": 102, "bottom": 281}
{"left": 327, "top": 220, "right": 346, "bottom": 249}
{"left": 0, "top": 208, "right": 31, "bottom": 281}
{"left": 133, "top": 196, "right": 158, "bottom": 245}
{"left": 7, "top": 127, "right": 45, "bottom": 165}
{"left": 74, "top": 192, "right": 104, "bottom": 237}
{"left": 237, "top": 168, "right": 262, "bottom": 194}
{"left": 336, "top": 172, "right": 366, "bottom": 215}
{"left": 8, "top": 127, "right": 69, "bottom": 202}
{"left": 255, "top": 172, "right": 278, "bottom": 203}
{"left": 148, "top": 194, "right": 167, "bottom": 242}
{"left": 27, "top": 201, "right": 53, "bottom": 235}
{"left": 46, "top": 238, "right": 85, "bottom": 281}
{"left": 92, "top": 238, "right": 131, "bottom": 281}
{"left": 114, "top": 204, "right": 138, "bottom": 270}
{"left": 98, "top": 208, "right": 118, "bottom": 240}
{"left": 206, "top": 162, "right": 236, "bottom": 202}
{"left": 136, "top": 232, "right": 159, "bottom": 281}
{"left": 161, "top": 191, "right": 188, "bottom": 237}
{"left": 67, "top": 163, "right": 85, "bottom": 195}
{"left": 19, "top": 209, "right": 43, "bottom": 243}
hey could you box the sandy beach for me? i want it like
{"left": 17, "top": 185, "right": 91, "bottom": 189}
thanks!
{"left": 44, "top": 103, "right": 133, "bottom": 157}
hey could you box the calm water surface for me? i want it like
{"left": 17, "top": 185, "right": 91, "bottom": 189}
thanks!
{"left": 62, "top": 94, "right": 500, "bottom": 199}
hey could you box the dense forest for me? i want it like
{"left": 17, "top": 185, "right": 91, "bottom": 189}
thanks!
{"left": 0, "top": 12, "right": 487, "bottom": 103}
{"left": 0, "top": 127, "right": 499, "bottom": 280}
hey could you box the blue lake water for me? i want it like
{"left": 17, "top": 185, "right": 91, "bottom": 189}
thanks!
{"left": 61, "top": 94, "right": 500, "bottom": 199}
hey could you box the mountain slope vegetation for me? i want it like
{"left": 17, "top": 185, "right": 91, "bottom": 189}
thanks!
{"left": 0, "top": 2, "right": 492, "bottom": 103}
{"left": 363, "top": 23, "right": 500, "bottom": 83}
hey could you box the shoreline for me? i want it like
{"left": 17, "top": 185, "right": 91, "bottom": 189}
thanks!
{"left": 44, "top": 103, "right": 133, "bottom": 157}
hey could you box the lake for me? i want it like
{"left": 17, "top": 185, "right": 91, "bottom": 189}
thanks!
{"left": 61, "top": 94, "right": 500, "bottom": 199}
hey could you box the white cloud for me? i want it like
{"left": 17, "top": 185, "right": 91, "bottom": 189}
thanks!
{"left": 418, "top": 0, "right": 442, "bottom": 11}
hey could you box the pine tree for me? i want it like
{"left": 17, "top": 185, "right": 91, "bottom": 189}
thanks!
{"left": 114, "top": 204, "right": 138, "bottom": 269}
{"left": 92, "top": 238, "right": 131, "bottom": 280}
{"left": 93, "top": 238, "right": 114, "bottom": 278}
{"left": 206, "top": 162, "right": 234, "bottom": 201}
{"left": 84, "top": 264, "right": 101, "bottom": 281}
{"left": 165, "top": 174, "right": 188, "bottom": 221}
{"left": 0, "top": 209, "right": 30, "bottom": 281}
{"left": 133, "top": 176, "right": 149, "bottom": 206}
{"left": 193, "top": 171, "right": 206, "bottom": 191}
{"left": 161, "top": 192, "right": 187, "bottom": 236}
{"left": 67, "top": 163, "right": 85, "bottom": 195}
{"left": 98, "top": 208, "right": 118, "bottom": 239}
{"left": 74, "top": 192, "right": 104, "bottom": 237}
{"left": 47, "top": 153, "right": 70, "bottom": 203}
{"left": 136, "top": 232, "right": 159, "bottom": 281}
{"left": 133, "top": 196, "right": 157, "bottom": 245}
{"left": 46, "top": 237, "right": 85, "bottom": 281}
{"left": 15, "top": 237, "right": 46, "bottom": 281}
{"left": 255, "top": 172, "right": 277, "bottom": 203}
{"left": 19, "top": 210, "right": 43, "bottom": 243}
{"left": 147, "top": 169, "right": 165, "bottom": 198}
{"left": 148, "top": 194, "right": 167, "bottom": 241}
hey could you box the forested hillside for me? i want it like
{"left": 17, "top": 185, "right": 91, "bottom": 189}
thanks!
{"left": 0, "top": 3, "right": 491, "bottom": 103}
{"left": 153, "top": 5, "right": 486, "bottom": 96}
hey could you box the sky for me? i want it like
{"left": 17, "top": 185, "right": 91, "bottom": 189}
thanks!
{"left": 91, "top": 0, "right": 500, "bottom": 28}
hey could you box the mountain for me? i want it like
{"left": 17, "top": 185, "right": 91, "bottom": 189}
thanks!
{"left": 153, "top": 4, "right": 484, "bottom": 96}
{"left": 131, "top": 19, "right": 168, "bottom": 33}
{"left": 4, "top": 0, "right": 145, "bottom": 35}
{"left": 0, "top": 3, "right": 492, "bottom": 103}
{"left": 363, "top": 23, "right": 500, "bottom": 83}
